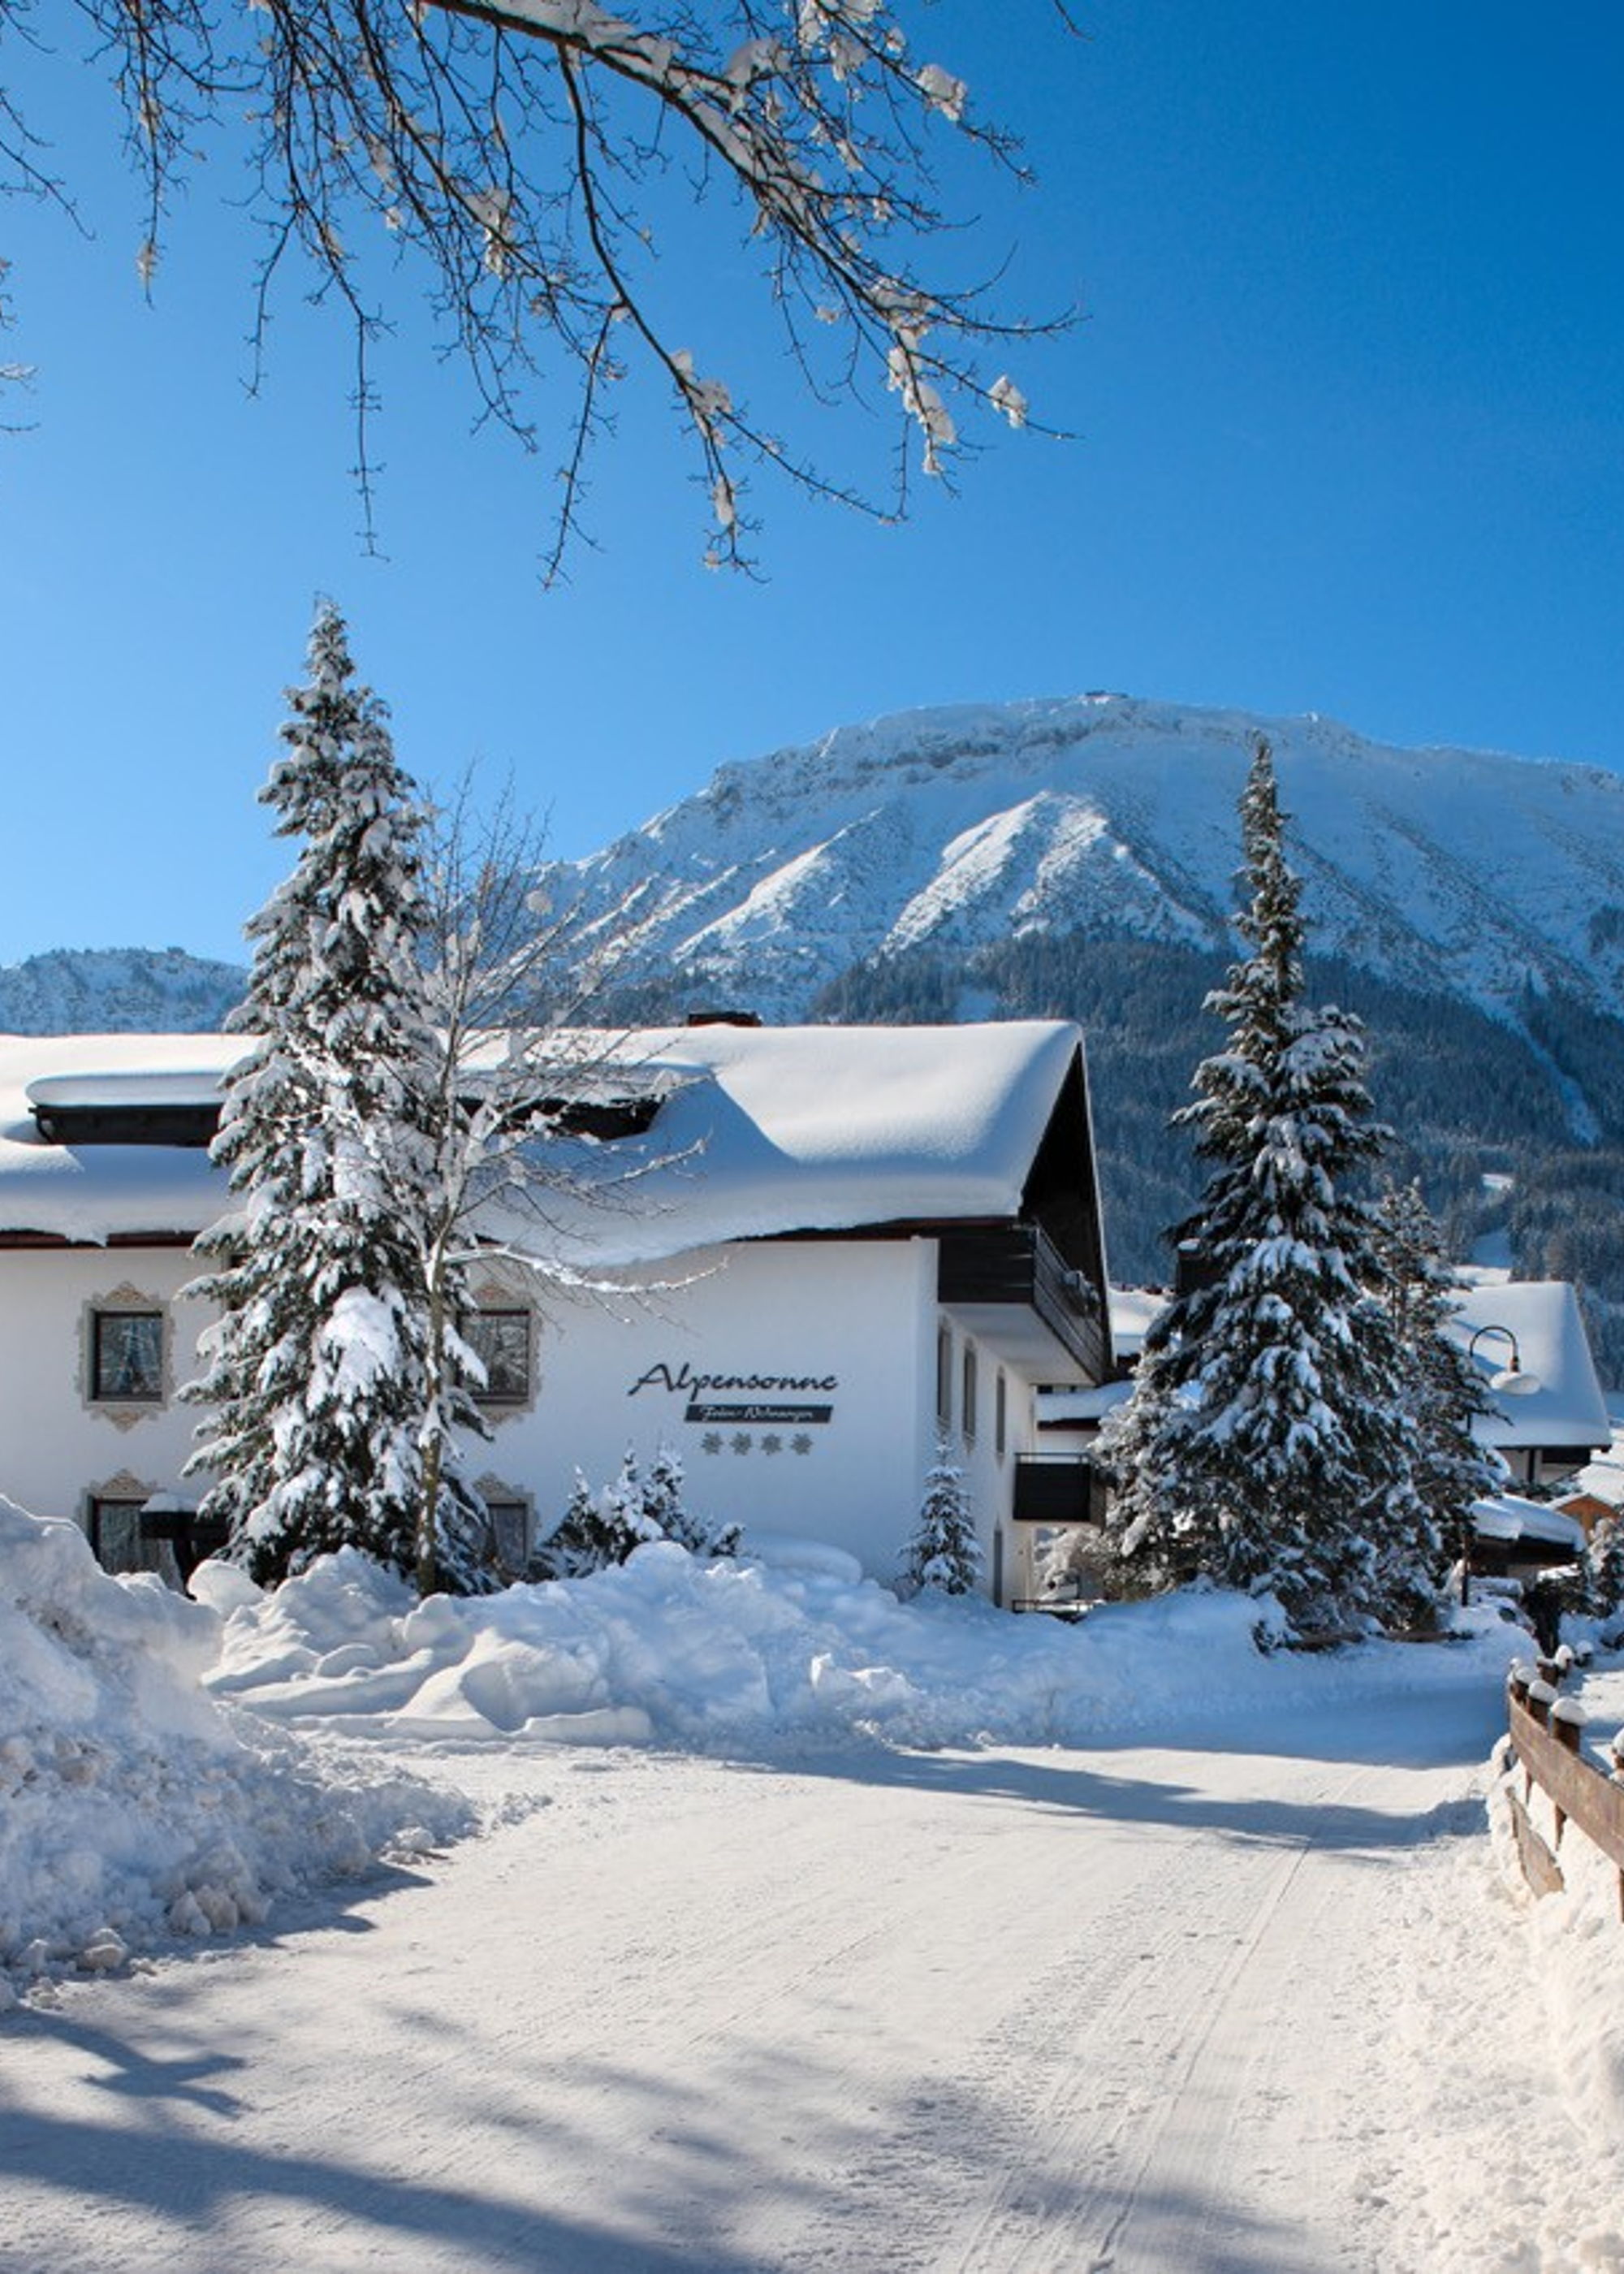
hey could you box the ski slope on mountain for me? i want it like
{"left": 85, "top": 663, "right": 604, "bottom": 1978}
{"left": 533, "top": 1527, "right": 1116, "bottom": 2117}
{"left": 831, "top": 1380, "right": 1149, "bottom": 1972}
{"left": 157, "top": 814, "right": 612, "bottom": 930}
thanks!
{"left": 553, "top": 694, "right": 1624, "bottom": 1022}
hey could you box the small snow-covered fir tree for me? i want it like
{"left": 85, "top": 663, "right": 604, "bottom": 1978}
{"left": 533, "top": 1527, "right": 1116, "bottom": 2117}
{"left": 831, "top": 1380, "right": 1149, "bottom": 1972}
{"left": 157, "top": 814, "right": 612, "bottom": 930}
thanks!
{"left": 641, "top": 1442, "right": 741, "bottom": 1559}
{"left": 899, "top": 1442, "right": 982, "bottom": 1597}
{"left": 1371, "top": 1180, "right": 1501, "bottom": 1610}
{"left": 538, "top": 1450, "right": 663, "bottom": 1577}
{"left": 1106, "top": 738, "right": 1422, "bottom": 1636}
{"left": 186, "top": 603, "right": 488, "bottom": 1591}
{"left": 539, "top": 1445, "right": 741, "bottom": 1577}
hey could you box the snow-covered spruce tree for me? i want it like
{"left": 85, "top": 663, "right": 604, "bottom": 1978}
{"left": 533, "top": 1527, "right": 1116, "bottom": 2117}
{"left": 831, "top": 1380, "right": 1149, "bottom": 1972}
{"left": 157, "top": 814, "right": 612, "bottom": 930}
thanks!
{"left": 1371, "top": 1180, "right": 1502, "bottom": 1606}
{"left": 538, "top": 1445, "right": 741, "bottom": 1578}
{"left": 1105, "top": 738, "right": 1426, "bottom": 1637}
{"left": 186, "top": 603, "right": 489, "bottom": 1593}
{"left": 539, "top": 1452, "right": 663, "bottom": 1578}
{"left": 899, "top": 1441, "right": 982, "bottom": 1597}
{"left": 642, "top": 1441, "right": 742, "bottom": 1559}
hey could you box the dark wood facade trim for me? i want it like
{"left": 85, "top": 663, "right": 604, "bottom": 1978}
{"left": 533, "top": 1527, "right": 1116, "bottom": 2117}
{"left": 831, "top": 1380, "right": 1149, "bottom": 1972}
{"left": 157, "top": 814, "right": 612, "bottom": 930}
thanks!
{"left": 938, "top": 1225, "right": 1107, "bottom": 1380}
{"left": 0, "top": 1230, "right": 198, "bottom": 1250}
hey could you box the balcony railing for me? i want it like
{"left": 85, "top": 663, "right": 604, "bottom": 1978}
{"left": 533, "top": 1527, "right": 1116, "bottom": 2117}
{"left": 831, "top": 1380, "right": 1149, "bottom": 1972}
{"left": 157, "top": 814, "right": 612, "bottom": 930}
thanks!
{"left": 1012, "top": 1451, "right": 1102, "bottom": 1527}
{"left": 937, "top": 1224, "right": 1106, "bottom": 1379}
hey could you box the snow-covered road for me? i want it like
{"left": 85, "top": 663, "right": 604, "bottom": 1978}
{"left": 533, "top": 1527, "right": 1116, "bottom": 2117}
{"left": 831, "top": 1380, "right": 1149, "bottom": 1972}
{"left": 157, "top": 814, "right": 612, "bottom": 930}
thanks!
{"left": 9, "top": 1671, "right": 1618, "bottom": 2274}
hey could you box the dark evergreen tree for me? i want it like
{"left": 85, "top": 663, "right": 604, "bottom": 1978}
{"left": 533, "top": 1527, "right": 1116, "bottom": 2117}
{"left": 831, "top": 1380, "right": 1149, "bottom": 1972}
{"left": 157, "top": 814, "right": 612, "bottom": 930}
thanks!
{"left": 898, "top": 1442, "right": 982, "bottom": 1597}
{"left": 1105, "top": 739, "right": 1422, "bottom": 1636}
{"left": 641, "top": 1442, "right": 741, "bottom": 1559}
{"left": 539, "top": 1453, "right": 662, "bottom": 1577}
{"left": 1371, "top": 1180, "right": 1501, "bottom": 1607}
{"left": 186, "top": 603, "right": 488, "bottom": 1590}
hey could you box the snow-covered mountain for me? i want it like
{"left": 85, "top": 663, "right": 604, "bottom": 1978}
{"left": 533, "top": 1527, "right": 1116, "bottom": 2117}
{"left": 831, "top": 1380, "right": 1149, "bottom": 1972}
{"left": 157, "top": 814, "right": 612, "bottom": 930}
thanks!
{"left": 0, "top": 947, "right": 244, "bottom": 1035}
{"left": 7, "top": 698, "right": 1624, "bottom": 1363}
{"left": 551, "top": 694, "right": 1624, "bottom": 1028}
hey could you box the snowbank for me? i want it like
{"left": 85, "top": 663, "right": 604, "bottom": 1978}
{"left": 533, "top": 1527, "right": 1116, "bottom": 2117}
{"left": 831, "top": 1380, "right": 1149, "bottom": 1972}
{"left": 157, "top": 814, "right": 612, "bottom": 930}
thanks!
{"left": 205, "top": 1537, "right": 1531, "bottom": 1753}
{"left": 0, "top": 1503, "right": 471, "bottom": 2000}
{"left": 1490, "top": 1649, "right": 1624, "bottom": 2155}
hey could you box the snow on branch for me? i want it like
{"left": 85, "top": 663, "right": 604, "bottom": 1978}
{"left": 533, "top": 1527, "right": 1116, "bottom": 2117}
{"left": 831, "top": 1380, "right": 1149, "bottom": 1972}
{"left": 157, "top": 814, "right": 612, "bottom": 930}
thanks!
{"left": 24, "top": 0, "right": 1075, "bottom": 569}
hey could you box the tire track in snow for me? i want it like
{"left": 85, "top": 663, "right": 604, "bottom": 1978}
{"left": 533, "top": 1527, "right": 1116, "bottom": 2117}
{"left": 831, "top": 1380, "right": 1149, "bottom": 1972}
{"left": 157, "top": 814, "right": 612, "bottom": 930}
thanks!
{"left": 779, "top": 1754, "right": 1412, "bottom": 2274}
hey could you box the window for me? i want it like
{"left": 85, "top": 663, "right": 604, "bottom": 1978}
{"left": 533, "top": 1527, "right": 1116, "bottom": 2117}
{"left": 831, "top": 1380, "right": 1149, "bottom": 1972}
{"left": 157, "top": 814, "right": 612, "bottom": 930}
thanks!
{"left": 485, "top": 1498, "right": 533, "bottom": 1578}
{"left": 936, "top": 1323, "right": 953, "bottom": 1429}
{"left": 962, "top": 1342, "right": 978, "bottom": 1444}
{"left": 92, "top": 1310, "right": 165, "bottom": 1403}
{"left": 465, "top": 1309, "right": 532, "bottom": 1405}
{"left": 996, "top": 1368, "right": 1008, "bottom": 1461}
{"left": 85, "top": 1498, "right": 175, "bottom": 1582}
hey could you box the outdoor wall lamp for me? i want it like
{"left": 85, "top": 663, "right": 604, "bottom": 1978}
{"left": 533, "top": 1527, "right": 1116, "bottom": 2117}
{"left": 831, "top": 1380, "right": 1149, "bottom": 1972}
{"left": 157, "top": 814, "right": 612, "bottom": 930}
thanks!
{"left": 1467, "top": 1323, "right": 1540, "bottom": 1397}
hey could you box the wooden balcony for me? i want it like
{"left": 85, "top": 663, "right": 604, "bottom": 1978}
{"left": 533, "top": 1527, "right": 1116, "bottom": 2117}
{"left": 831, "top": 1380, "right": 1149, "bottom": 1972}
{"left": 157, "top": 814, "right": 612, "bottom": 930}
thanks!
{"left": 1012, "top": 1452, "right": 1104, "bottom": 1528}
{"left": 937, "top": 1225, "right": 1107, "bottom": 1381}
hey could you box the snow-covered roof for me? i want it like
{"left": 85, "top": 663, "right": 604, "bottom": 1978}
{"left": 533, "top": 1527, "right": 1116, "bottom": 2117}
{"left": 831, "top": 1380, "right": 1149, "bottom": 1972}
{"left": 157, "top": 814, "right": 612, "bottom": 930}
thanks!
{"left": 1104, "top": 1285, "right": 1163, "bottom": 1359}
{"left": 1038, "top": 1380, "right": 1134, "bottom": 1429}
{"left": 1446, "top": 1280, "right": 1609, "bottom": 1452}
{"left": 1561, "top": 1462, "right": 1624, "bottom": 1515}
{"left": 1469, "top": 1494, "right": 1587, "bottom": 1553}
{"left": 0, "top": 1022, "right": 1095, "bottom": 1268}
{"left": 0, "top": 1033, "right": 241, "bottom": 1243}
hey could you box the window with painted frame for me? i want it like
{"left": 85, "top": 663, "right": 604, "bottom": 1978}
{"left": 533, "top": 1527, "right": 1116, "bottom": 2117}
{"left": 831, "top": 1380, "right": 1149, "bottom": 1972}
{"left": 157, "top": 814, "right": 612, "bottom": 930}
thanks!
{"left": 961, "top": 1341, "right": 978, "bottom": 1445}
{"left": 85, "top": 1496, "right": 176, "bottom": 1582}
{"left": 464, "top": 1308, "right": 533, "bottom": 1407}
{"left": 91, "top": 1310, "right": 166, "bottom": 1403}
{"left": 485, "top": 1497, "right": 534, "bottom": 1578}
{"left": 936, "top": 1322, "right": 954, "bottom": 1430}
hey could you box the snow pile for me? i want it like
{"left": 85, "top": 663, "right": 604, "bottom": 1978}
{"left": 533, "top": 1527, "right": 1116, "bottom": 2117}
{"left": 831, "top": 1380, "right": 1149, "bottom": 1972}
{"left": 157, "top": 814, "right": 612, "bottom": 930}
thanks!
{"left": 0, "top": 1502, "right": 471, "bottom": 1999}
{"left": 205, "top": 1537, "right": 1530, "bottom": 1753}
{"left": 1491, "top": 1649, "right": 1624, "bottom": 2154}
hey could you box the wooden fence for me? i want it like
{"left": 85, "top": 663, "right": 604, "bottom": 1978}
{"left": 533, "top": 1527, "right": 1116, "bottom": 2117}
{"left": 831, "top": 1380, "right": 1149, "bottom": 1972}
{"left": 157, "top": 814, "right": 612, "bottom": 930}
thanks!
{"left": 1503, "top": 1661, "right": 1624, "bottom": 1920}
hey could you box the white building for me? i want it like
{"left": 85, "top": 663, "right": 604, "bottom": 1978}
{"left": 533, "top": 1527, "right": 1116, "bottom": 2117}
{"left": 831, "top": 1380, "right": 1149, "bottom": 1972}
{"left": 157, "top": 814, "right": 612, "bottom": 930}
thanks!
{"left": 0, "top": 1020, "right": 1112, "bottom": 1605}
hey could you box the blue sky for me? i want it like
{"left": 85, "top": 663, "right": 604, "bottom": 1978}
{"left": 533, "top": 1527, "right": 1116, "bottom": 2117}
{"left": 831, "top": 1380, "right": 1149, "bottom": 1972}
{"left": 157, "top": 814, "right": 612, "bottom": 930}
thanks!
{"left": 2, "top": 0, "right": 1621, "bottom": 966}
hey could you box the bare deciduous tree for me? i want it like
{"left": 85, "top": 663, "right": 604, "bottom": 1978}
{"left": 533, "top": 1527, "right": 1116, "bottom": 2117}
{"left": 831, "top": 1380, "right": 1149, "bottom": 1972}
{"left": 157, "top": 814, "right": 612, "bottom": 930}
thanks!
{"left": 411, "top": 774, "right": 693, "bottom": 1588}
{"left": 4, "top": 0, "right": 1074, "bottom": 569}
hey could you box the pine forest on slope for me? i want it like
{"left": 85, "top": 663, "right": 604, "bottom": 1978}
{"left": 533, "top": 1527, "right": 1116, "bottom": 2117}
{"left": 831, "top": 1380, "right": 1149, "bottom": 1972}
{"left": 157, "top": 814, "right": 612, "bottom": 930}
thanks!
{"left": 7, "top": 695, "right": 1624, "bottom": 1374}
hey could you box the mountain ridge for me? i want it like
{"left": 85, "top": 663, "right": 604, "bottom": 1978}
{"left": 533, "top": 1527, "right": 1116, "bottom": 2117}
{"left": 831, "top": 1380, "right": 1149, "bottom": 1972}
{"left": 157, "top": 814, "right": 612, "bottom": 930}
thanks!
{"left": 551, "top": 693, "right": 1624, "bottom": 1048}
{"left": 6, "top": 695, "right": 1622, "bottom": 1372}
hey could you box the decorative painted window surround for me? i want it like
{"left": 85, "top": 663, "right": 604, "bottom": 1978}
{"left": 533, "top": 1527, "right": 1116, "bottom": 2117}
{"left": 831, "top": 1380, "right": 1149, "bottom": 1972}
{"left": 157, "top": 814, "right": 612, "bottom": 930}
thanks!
{"left": 464, "top": 1284, "right": 538, "bottom": 1417}
{"left": 476, "top": 1472, "right": 534, "bottom": 1577}
{"left": 81, "top": 1282, "right": 172, "bottom": 1425}
{"left": 83, "top": 1466, "right": 174, "bottom": 1580}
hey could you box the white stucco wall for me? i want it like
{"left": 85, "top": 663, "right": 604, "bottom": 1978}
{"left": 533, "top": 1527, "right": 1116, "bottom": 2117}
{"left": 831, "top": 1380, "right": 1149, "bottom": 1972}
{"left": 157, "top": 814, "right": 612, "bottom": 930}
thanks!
{"left": 0, "top": 1246, "right": 208, "bottom": 1525}
{"left": 0, "top": 1234, "right": 1062, "bottom": 1595}
{"left": 476, "top": 1237, "right": 943, "bottom": 1581}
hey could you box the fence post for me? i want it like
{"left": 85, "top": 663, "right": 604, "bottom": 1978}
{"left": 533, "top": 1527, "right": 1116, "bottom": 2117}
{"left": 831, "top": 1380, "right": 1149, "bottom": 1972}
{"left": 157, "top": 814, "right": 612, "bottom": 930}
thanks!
{"left": 1550, "top": 1698, "right": 1588, "bottom": 1848}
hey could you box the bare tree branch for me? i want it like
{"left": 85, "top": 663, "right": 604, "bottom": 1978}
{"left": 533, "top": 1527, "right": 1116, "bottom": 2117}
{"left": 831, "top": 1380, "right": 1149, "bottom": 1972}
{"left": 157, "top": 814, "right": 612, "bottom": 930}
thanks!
{"left": 2, "top": 0, "right": 1076, "bottom": 568}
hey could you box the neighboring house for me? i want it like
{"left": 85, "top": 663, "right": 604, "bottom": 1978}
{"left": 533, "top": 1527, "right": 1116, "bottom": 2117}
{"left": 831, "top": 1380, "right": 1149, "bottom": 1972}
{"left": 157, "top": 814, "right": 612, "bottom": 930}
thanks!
{"left": 1552, "top": 1418, "right": 1624, "bottom": 1542}
{"left": 1447, "top": 1279, "right": 1612, "bottom": 1492}
{"left": 1031, "top": 1275, "right": 1613, "bottom": 1597}
{"left": 0, "top": 1020, "right": 1112, "bottom": 1606}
